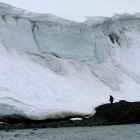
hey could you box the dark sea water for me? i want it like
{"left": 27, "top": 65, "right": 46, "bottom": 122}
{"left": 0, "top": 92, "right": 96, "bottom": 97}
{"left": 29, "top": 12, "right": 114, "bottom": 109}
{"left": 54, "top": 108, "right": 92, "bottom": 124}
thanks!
{"left": 0, "top": 124, "right": 140, "bottom": 140}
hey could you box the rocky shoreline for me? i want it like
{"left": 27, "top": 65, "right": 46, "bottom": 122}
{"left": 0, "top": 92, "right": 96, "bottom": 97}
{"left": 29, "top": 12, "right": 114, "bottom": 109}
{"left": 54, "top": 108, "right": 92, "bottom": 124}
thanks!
{"left": 0, "top": 101, "right": 140, "bottom": 130}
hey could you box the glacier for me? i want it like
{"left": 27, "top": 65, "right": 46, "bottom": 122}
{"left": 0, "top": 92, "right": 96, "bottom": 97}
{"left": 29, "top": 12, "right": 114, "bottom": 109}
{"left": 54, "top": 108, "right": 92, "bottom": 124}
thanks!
{"left": 0, "top": 2, "right": 140, "bottom": 120}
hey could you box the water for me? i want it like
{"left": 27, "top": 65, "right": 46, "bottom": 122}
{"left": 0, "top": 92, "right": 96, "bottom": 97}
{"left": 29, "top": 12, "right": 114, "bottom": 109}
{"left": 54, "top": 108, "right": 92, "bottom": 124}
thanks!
{"left": 0, "top": 124, "right": 140, "bottom": 140}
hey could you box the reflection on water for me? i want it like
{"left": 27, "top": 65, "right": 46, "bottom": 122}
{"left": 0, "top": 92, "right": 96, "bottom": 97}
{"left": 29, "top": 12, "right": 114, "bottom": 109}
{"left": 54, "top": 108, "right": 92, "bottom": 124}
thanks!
{"left": 0, "top": 124, "right": 140, "bottom": 140}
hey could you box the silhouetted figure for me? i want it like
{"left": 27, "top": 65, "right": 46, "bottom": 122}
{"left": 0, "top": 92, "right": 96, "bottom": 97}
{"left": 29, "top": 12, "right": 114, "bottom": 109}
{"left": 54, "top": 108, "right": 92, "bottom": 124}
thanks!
{"left": 109, "top": 95, "right": 114, "bottom": 104}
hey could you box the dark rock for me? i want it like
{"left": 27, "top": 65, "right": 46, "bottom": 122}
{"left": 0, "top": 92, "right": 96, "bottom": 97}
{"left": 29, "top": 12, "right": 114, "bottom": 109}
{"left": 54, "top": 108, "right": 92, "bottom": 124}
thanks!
{"left": 14, "top": 134, "right": 20, "bottom": 137}
{"left": 0, "top": 114, "right": 29, "bottom": 124}
{"left": 30, "top": 132, "right": 35, "bottom": 134}
{"left": 93, "top": 101, "right": 140, "bottom": 125}
{"left": 119, "top": 100, "right": 126, "bottom": 102}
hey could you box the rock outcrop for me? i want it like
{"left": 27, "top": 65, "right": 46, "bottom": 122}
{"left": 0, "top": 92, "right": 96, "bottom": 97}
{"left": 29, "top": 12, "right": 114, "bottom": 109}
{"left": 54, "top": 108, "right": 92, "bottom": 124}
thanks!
{"left": 93, "top": 100, "right": 140, "bottom": 125}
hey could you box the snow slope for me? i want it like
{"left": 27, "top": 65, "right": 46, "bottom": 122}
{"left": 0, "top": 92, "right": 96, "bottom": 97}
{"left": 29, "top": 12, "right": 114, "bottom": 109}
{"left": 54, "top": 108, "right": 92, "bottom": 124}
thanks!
{"left": 0, "top": 3, "right": 140, "bottom": 120}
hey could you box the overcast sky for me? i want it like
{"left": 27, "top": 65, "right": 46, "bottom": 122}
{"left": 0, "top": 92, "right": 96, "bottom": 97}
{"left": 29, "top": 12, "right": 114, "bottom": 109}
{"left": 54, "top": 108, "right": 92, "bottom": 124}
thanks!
{"left": 0, "top": 0, "right": 140, "bottom": 22}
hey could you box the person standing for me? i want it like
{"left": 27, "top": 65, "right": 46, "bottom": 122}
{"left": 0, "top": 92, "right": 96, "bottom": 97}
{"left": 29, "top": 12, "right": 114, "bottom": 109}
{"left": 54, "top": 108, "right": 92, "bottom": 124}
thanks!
{"left": 109, "top": 95, "right": 114, "bottom": 104}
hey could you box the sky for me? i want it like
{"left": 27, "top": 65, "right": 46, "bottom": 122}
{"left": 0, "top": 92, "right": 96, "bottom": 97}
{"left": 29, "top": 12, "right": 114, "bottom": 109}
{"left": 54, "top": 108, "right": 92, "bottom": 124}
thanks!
{"left": 0, "top": 0, "right": 140, "bottom": 22}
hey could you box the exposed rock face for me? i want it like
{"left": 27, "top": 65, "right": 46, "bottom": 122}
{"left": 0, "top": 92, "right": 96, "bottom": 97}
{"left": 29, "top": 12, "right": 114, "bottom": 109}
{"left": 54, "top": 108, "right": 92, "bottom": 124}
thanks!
{"left": 94, "top": 101, "right": 140, "bottom": 124}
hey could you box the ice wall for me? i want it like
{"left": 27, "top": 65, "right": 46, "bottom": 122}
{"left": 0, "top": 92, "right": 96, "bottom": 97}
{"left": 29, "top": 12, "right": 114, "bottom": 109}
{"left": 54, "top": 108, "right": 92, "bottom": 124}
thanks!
{"left": 0, "top": 3, "right": 140, "bottom": 120}
{"left": 1, "top": 3, "right": 139, "bottom": 62}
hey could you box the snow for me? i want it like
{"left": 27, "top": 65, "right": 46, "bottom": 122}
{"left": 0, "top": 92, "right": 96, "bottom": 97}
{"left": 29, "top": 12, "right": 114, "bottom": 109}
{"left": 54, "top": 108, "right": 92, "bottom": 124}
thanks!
{"left": 0, "top": 3, "right": 140, "bottom": 120}
{"left": 70, "top": 118, "right": 82, "bottom": 121}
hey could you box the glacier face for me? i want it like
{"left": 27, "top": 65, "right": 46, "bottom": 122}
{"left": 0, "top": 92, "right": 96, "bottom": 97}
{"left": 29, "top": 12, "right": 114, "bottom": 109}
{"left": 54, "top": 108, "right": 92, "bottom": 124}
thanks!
{"left": 0, "top": 3, "right": 140, "bottom": 120}
{"left": 0, "top": 3, "right": 140, "bottom": 62}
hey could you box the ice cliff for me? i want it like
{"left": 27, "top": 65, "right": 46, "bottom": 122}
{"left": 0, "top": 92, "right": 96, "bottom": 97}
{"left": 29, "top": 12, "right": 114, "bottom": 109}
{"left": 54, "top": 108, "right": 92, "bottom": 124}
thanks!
{"left": 0, "top": 3, "right": 140, "bottom": 120}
